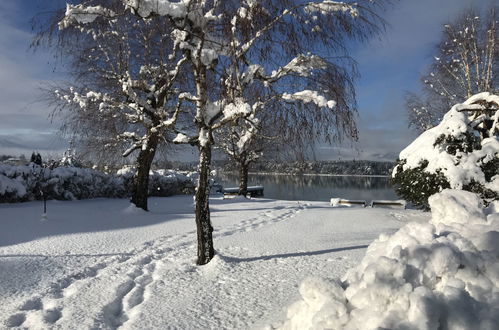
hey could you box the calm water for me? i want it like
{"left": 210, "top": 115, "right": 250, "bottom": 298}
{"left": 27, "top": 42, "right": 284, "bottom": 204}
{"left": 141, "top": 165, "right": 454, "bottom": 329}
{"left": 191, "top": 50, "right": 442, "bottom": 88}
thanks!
{"left": 214, "top": 173, "right": 398, "bottom": 202}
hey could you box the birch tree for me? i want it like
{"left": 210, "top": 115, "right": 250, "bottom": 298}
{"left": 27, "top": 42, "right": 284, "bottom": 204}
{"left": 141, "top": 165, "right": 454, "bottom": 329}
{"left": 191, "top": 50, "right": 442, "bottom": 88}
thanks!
{"left": 407, "top": 6, "right": 498, "bottom": 131}
{"left": 60, "top": 0, "right": 389, "bottom": 265}
{"left": 37, "top": 2, "right": 186, "bottom": 211}
{"left": 214, "top": 0, "right": 386, "bottom": 196}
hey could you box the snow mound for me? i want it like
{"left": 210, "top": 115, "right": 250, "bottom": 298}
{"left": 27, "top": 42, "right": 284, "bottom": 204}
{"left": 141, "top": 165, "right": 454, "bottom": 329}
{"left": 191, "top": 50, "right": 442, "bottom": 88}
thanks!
{"left": 279, "top": 189, "right": 499, "bottom": 330}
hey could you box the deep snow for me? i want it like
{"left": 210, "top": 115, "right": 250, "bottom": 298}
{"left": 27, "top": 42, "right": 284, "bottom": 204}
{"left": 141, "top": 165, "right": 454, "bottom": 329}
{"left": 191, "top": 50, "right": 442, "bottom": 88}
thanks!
{"left": 0, "top": 196, "right": 428, "bottom": 329}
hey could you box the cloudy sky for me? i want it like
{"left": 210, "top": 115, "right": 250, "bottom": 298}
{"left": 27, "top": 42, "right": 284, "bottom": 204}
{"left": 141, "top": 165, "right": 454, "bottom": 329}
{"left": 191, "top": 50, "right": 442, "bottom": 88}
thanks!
{"left": 0, "top": 0, "right": 493, "bottom": 161}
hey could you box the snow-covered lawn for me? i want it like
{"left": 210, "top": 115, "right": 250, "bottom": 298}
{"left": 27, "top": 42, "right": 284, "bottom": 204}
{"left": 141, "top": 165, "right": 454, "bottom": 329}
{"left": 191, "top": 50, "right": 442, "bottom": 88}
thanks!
{"left": 0, "top": 196, "right": 428, "bottom": 329}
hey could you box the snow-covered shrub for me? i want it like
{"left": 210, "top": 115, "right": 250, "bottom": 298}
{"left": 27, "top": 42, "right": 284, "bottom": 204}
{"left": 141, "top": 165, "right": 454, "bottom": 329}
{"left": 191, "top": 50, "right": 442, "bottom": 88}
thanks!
{"left": 117, "top": 167, "right": 195, "bottom": 196}
{"left": 0, "top": 174, "right": 28, "bottom": 202}
{"left": 392, "top": 92, "right": 499, "bottom": 209}
{"left": 0, "top": 164, "right": 194, "bottom": 203}
{"left": 279, "top": 189, "right": 499, "bottom": 329}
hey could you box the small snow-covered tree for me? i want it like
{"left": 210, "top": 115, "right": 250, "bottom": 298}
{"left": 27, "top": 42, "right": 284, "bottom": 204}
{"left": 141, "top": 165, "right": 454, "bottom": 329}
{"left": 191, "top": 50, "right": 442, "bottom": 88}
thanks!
{"left": 60, "top": 0, "right": 390, "bottom": 265}
{"left": 393, "top": 92, "right": 499, "bottom": 209}
{"left": 30, "top": 152, "right": 43, "bottom": 166}
{"left": 407, "top": 6, "right": 498, "bottom": 131}
{"left": 37, "top": 2, "right": 186, "bottom": 211}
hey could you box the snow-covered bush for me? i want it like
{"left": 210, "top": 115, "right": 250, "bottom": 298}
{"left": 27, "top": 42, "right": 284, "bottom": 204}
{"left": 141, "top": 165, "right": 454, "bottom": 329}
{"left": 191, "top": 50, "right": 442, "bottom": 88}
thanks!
{"left": 0, "top": 164, "right": 194, "bottom": 203}
{"left": 117, "top": 167, "right": 195, "bottom": 197}
{"left": 392, "top": 92, "right": 499, "bottom": 209}
{"left": 279, "top": 189, "right": 499, "bottom": 329}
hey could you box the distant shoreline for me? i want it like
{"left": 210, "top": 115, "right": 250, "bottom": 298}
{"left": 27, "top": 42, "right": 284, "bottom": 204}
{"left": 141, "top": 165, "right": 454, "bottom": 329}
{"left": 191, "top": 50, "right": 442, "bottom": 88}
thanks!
{"left": 244, "top": 171, "right": 391, "bottom": 178}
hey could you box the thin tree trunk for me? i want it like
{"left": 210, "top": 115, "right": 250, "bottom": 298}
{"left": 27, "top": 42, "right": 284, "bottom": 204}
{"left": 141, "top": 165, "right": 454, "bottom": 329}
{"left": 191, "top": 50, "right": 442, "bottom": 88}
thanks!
{"left": 131, "top": 132, "right": 159, "bottom": 211}
{"left": 238, "top": 161, "right": 249, "bottom": 197}
{"left": 195, "top": 143, "right": 215, "bottom": 265}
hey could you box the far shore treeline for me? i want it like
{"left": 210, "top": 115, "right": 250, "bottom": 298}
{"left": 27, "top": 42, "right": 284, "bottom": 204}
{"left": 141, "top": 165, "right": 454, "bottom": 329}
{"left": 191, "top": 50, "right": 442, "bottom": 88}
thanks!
{"left": 0, "top": 155, "right": 393, "bottom": 177}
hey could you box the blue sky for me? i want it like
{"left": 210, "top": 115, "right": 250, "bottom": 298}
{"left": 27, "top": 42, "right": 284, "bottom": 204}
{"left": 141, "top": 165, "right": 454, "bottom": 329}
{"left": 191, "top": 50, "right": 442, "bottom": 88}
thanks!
{"left": 0, "top": 0, "right": 492, "bottom": 161}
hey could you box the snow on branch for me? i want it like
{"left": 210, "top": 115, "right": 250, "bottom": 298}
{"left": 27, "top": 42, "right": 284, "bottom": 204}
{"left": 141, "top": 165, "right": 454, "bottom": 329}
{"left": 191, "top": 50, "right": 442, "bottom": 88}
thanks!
{"left": 172, "top": 131, "right": 200, "bottom": 145}
{"left": 271, "top": 54, "right": 327, "bottom": 80}
{"left": 240, "top": 54, "right": 328, "bottom": 86}
{"left": 59, "top": 4, "right": 116, "bottom": 29}
{"left": 123, "top": 0, "right": 189, "bottom": 18}
{"left": 122, "top": 140, "right": 144, "bottom": 157}
{"left": 282, "top": 90, "right": 336, "bottom": 109}
{"left": 222, "top": 98, "right": 252, "bottom": 123}
{"left": 172, "top": 133, "right": 191, "bottom": 143}
{"left": 304, "top": 1, "right": 359, "bottom": 17}
{"left": 236, "top": 115, "right": 260, "bottom": 154}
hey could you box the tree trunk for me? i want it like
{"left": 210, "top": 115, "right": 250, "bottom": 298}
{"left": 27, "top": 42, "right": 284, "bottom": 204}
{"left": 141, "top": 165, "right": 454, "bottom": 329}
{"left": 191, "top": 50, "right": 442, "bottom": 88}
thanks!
{"left": 195, "top": 143, "right": 215, "bottom": 265}
{"left": 131, "top": 132, "right": 159, "bottom": 211}
{"left": 238, "top": 161, "right": 249, "bottom": 197}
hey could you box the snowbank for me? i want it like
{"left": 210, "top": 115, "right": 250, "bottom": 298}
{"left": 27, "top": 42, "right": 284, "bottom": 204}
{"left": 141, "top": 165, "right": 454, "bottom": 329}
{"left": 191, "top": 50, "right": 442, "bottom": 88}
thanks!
{"left": 279, "top": 189, "right": 499, "bottom": 329}
{"left": 0, "top": 164, "right": 194, "bottom": 203}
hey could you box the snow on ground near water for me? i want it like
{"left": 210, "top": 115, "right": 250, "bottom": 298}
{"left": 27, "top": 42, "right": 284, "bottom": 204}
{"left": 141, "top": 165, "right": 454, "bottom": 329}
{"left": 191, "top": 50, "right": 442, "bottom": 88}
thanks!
{"left": 0, "top": 196, "right": 428, "bottom": 329}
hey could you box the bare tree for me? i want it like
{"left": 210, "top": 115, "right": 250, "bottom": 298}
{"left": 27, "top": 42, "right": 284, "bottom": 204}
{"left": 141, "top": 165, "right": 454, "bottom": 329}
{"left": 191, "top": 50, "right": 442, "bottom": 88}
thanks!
{"left": 407, "top": 6, "right": 498, "bottom": 131}
{"left": 36, "top": 1, "right": 187, "bottom": 211}
{"left": 213, "top": 0, "right": 384, "bottom": 196}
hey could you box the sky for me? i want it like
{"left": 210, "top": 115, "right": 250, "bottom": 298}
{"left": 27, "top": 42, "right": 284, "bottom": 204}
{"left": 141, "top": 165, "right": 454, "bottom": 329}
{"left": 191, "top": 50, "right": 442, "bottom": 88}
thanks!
{"left": 0, "top": 0, "right": 493, "bottom": 161}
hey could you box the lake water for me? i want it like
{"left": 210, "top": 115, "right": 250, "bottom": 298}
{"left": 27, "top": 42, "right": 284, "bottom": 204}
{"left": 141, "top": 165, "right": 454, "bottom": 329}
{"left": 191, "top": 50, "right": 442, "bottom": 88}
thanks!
{"left": 214, "top": 173, "right": 399, "bottom": 202}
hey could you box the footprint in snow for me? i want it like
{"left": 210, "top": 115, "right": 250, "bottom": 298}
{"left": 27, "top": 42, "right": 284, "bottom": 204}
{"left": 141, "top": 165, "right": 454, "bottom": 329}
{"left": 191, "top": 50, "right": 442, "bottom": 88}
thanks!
{"left": 43, "top": 308, "right": 62, "bottom": 324}
{"left": 5, "top": 313, "right": 26, "bottom": 327}
{"left": 19, "top": 297, "right": 43, "bottom": 311}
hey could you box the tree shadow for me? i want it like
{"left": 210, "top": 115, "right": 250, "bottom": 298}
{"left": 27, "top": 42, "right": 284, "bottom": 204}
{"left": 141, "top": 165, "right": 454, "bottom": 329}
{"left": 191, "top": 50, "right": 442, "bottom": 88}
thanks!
{"left": 0, "top": 253, "right": 133, "bottom": 258}
{"left": 219, "top": 244, "right": 369, "bottom": 263}
{"left": 0, "top": 196, "right": 193, "bottom": 248}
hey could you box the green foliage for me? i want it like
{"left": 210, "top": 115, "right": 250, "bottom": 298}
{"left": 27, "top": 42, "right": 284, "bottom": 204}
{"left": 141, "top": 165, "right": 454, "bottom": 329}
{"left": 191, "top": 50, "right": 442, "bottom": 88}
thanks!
{"left": 462, "top": 180, "right": 498, "bottom": 203}
{"left": 393, "top": 136, "right": 498, "bottom": 209}
{"left": 392, "top": 159, "right": 450, "bottom": 210}
{"left": 433, "top": 133, "right": 480, "bottom": 155}
{"left": 481, "top": 157, "right": 499, "bottom": 182}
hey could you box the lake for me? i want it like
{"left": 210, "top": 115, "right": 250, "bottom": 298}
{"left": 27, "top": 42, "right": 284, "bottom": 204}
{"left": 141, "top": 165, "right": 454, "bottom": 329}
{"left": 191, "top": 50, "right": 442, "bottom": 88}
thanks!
{"left": 214, "top": 173, "right": 399, "bottom": 202}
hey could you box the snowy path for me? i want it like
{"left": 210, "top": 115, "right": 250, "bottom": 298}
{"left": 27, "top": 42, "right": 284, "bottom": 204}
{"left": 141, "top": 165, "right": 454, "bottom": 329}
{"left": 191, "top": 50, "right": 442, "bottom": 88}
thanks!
{"left": 0, "top": 196, "right": 428, "bottom": 329}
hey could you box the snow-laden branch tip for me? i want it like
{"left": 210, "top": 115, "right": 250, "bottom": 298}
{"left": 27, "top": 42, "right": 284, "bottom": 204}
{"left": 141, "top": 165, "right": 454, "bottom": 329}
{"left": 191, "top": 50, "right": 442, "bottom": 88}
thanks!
{"left": 118, "top": 132, "right": 141, "bottom": 141}
{"left": 222, "top": 99, "right": 252, "bottom": 123}
{"left": 209, "top": 99, "right": 255, "bottom": 130}
{"left": 304, "top": 1, "right": 359, "bottom": 18}
{"left": 282, "top": 90, "right": 336, "bottom": 109}
{"left": 123, "top": 0, "right": 189, "bottom": 18}
{"left": 271, "top": 54, "right": 327, "bottom": 80}
{"left": 241, "top": 54, "right": 327, "bottom": 86}
{"left": 59, "top": 4, "right": 116, "bottom": 29}
{"left": 173, "top": 133, "right": 191, "bottom": 144}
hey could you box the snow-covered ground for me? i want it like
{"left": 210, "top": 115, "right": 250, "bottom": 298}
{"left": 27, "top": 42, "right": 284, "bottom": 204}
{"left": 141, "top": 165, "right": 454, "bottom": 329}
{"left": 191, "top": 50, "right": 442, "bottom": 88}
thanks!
{"left": 0, "top": 196, "right": 428, "bottom": 329}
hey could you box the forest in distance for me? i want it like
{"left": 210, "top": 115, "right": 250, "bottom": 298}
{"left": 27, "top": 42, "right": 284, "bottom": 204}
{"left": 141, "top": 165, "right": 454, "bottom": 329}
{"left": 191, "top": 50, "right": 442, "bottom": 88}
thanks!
{"left": 0, "top": 154, "right": 394, "bottom": 177}
{"left": 134, "top": 159, "right": 395, "bottom": 176}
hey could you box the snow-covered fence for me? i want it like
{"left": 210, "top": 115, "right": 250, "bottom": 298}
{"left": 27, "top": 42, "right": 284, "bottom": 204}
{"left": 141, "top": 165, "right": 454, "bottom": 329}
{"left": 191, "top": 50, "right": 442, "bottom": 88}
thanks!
{"left": 0, "top": 164, "right": 194, "bottom": 203}
{"left": 280, "top": 189, "right": 499, "bottom": 329}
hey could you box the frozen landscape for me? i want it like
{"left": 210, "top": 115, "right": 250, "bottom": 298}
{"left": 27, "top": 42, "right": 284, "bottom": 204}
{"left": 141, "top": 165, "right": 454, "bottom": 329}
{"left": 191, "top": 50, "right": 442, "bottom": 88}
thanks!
{"left": 0, "top": 0, "right": 497, "bottom": 329}
{"left": 0, "top": 195, "right": 428, "bottom": 329}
